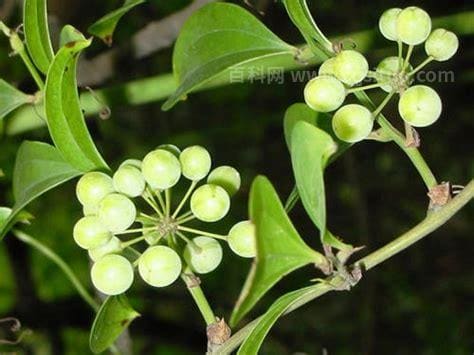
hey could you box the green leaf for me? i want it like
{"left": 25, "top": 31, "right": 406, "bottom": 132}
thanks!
{"left": 0, "top": 141, "right": 81, "bottom": 241}
{"left": 283, "top": 103, "right": 319, "bottom": 151}
{"left": 45, "top": 30, "right": 109, "bottom": 172}
{"left": 291, "top": 121, "right": 349, "bottom": 249}
{"left": 163, "top": 2, "right": 298, "bottom": 110}
{"left": 238, "top": 283, "right": 327, "bottom": 354}
{"left": 230, "top": 176, "right": 326, "bottom": 326}
{"left": 0, "top": 79, "right": 33, "bottom": 121}
{"left": 60, "top": 24, "right": 87, "bottom": 47}
{"left": 282, "top": 0, "right": 333, "bottom": 57}
{"left": 90, "top": 295, "right": 140, "bottom": 354}
{"left": 23, "top": 0, "right": 55, "bottom": 74}
{"left": 88, "top": 0, "right": 145, "bottom": 46}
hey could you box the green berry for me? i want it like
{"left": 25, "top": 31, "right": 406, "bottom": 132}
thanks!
{"left": 375, "top": 56, "right": 413, "bottom": 93}
{"left": 190, "top": 184, "right": 230, "bottom": 222}
{"left": 332, "top": 104, "right": 374, "bottom": 143}
{"left": 113, "top": 165, "right": 146, "bottom": 198}
{"left": 398, "top": 85, "right": 442, "bottom": 127}
{"left": 207, "top": 166, "right": 241, "bottom": 197}
{"left": 179, "top": 145, "right": 212, "bottom": 181}
{"left": 98, "top": 193, "right": 137, "bottom": 233}
{"left": 157, "top": 144, "right": 181, "bottom": 157}
{"left": 142, "top": 149, "right": 181, "bottom": 190}
{"left": 396, "top": 6, "right": 431, "bottom": 45}
{"left": 334, "top": 50, "right": 369, "bottom": 86}
{"left": 228, "top": 220, "right": 256, "bottom": 258}
{"left": 304, "top": 75, "right": 346, "bottom": 112}
{"left": 378, "top": 8, "right": 402, "bottom": 41}
{"left": 76, "top": 172, "right": 114, "bottom": 207}
{"left": 183, "top": 237, "right": 223, "bottom": 274}
{"left": 73, "top": 216, "right": 112, "bottom": 249}
{"left": 88, "top": 236, "right": 123, "bottom": 262}
{"left": 83, "top": 203, "right": 99, "bottom": 216}
{"left": 425, "top": 28, "right": 459, "bottom": 61}
{"left": 120, "top": 159, "right": 142, "bottom": 169}
{"left": 91, "top": 254, "right": 134, "bottom": 295}
{"left": 318, "top": 58, "right": 336, "bottom": 76}
{"left": 138, "top": 246, "right": 182, "bottom": 287}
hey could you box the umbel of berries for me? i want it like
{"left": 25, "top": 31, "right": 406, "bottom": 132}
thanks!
{"left": 303, "top": 5, "right": 458, "bottom": 144}
{"left": 73, "top": 145, "right": 257, "bottom": 296}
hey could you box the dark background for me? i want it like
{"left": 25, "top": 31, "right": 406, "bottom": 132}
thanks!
{"left": 0, "top": 0, "right": 473, "bottom": 354}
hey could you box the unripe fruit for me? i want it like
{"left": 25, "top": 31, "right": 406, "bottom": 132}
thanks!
{"left": 183, "top": 237, "right": 223, "bottom": 274}
{"left": 375, "top": 56, "right": 413, "bottom": 93}
{"left": 91, "top": 254, "right": 134, "bottom": 295}
{"left": 190, "top": 184, "right": 230, "bottom": 222}
{"left": 425, "top": 29, "right": 459, "bottom": 61}
{"left": 120, "top": 159, "right": 142, "bottom": 169}
{"left": 83, "top": 203, "right": 99, "bottom": 216}
{"left": 76, "top": 172, "right": 114, "bottom": 207}
{"left": 98, "top": 193, "right": 137, "bottom": 233}
{"left": 179, "top": 145, "right": 212, "bottom": 181}
{"left": 207, "top": 166, "right": 241, "bottom": 197}
{"left": 398, "top": 85, "right": 442, "bottom": 127}
{"left": 142, "top": 149, "right": 181, "bottom": 190}
{"left": 318, "top": 58, "right": 336, "bottom": 76}
{"left": 138, "top": 246, "right": 182, "bottom": 287}
{"left": 157, "top": 144, "right": 181, "bottom": 157}
{"left": 378, "top": 8, "right": 402, "bottom": 41}
{"left": 228, "top": 220, "right": 256, "bottom": 258}
{"left": 334, "top": 50, "right": 369, "bottom": 86}
{"left": 396, "top": 7, "right": 431, "bottom": 45}
{"left": 332, "top": 104, "right": 374, "bottom": 143}
{"left": 113, "top": 165, "right": 146, "bottom": 198}
{"left": 304, "top": 75, "right": 346, "bottom": 112}
{"left": 88, "top": 236, "right": 122, "bottom": 262}
{"left": 73, "top": 216, "right": 112, "bottom": 249}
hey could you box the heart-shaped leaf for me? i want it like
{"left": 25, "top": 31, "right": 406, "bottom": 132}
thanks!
{"left": 88, "top": 0, "right": 145, "bottom": 46}
{"left": 230, "top": 176, "right": 327, "bottom": 326}
{"left": 24, "top": 0, "right": 55, "bottom": 74}
{"left": 162, "top": 2, "right": 298, "bottom": 110}
{"left": 45, "top": 29, "right": 109, "bottom": 172}
{"left": 0, "top": 79, "right": 33, "bottom": 121}
{"left": 238, "top": 283, "right": 329, "bottom": 354}
{"left": 90, "top": 295, "right": 140, "bottom": 354}
{"left": 0, "top": 141, "right": 81, "bottom": 240}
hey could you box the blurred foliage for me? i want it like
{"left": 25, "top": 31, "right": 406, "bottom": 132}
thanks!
{"left": 0, "top": 0, "right": 473, "bottom": 354}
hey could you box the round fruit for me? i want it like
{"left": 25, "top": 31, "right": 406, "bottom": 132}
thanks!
{"left": 183, "top": 237, "right": 223, "bottom": 274}
{"left": 113, "top": 165, "right": 146, "bottom": 198}
{"left": 378, "top": 8, "right": 402, "bottom": 41}
{"left": 318, "top": 58, "right": 336, "bottom": 76}
{"left": 333, "top": 50, "right": 369, "bottom": 86}
{"left": 91, "top": 254, "right": 134, "bottom": 295}
{"left": 73, "top": 216, "right": 112, "bottom": 249}
{"left": 88, "top": 236, "right": 122, "bottom": 262}
{"left": 398, "top": 85, "right": 442, "bottom": 127}
{"left": 83, "top": 203, "right": 99, "bottom": 216}
{"left": 157, "top": 144, "right": 181, "bottom": 157}
{"left": 207, "top": 166, "right": 241, "bottom": 197}
{"left": 375, "top": 56, "right": 413, "bottom": 93}
{"left": 190, "top": 184, "right": 230, "bottom": 222}
{"left": 396, "top": 7, "right": 431, "bottom": 45}
{"left": 425, "top": 28, "right": 459, "bottom": 61}
{"left": 138, "top": 246, "right": 182, "bottom": 287}
{"left": 142, "top": 149, "right": 181, "bottom": 190}
{"left": 120, "top": 159, "right": 142, "bottom": 169}
{"left": 98, "top": 193, "right": 137, "bottom": 233}
{"left": 304, "top": 75, "right": 346, "bottom": 112}
{"left": 179, "top": 145, "right": 212, "bottom": 181}
{"left": 332, "top": 104, "right": 374, "bottom": 143}
{"left": 76, "top": 172, "right": 114, "bottom": 207}
{"left": 228, "top": 220, "right": 256, "bottom": 258}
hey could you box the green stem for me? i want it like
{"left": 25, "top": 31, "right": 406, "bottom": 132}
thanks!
{"left": 165, "top": 189, "right": 171, "bottom": 217}
{"left": 120, "top": 235, "right": 147, "bottom": 248}
{"left": 154, "top": 189, "right": 167, "bottom": 213}
{"left": 177, "top": 214, "right": 196, "bottom": 225}
{"left": 177, "top": 226, "right": 227, "bottom": 241}
{"left": 397, "top": 39, "right": 403, "bottom": 71}
{"left": 13, "top": 230, "right": 99, "bottom": 311}
{"left": 402, "top": 45, "right": 414, "bottom": 72}
{"left": 139, "top": 212, "right": 159, "bottom": 223}
{"left": 408, "top": 56, "right": 434, "bottom": 76}
{"left": 372, "top": 92, "right": 395, "bottom": 118}
{"left": 172, "top": 181, "right": 197, "bottom": 219}
{"left": 115, "top": 226, "right": 156, "bottom": 235}
{"left": 18, "top": 49, "right": 45, "bottom": 91}
{"left": 142, "top": 190, "right": 164, "bottom": 218}
{"left": 218, "top": 180, "right": 474, "bottom": 353}
{"left": 348, "top": 82, "right": 386, "bottom": 93}
{"left": 181, "top": 266, "right": 216, "bottom": 325}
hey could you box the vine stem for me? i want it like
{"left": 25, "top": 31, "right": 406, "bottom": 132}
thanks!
{"left": 13, "top": 230, "right": 99, "bottom": 312}
{"left": 181, "top": 266, "right": 216, "bottom": 326}
{"left": 217, "top": 180, "right": 474, "bottom": 353}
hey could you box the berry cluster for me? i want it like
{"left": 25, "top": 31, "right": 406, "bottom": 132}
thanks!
{"left": 73, "top": 145, "right": 256, "bottom": 295}
{"left": 304, "top": 6, "right": 458, "bottom": 143}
